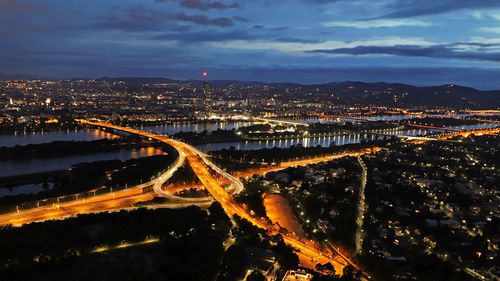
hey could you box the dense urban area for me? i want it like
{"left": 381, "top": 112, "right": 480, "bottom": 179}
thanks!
{"left": 0, "top": 78, "right": 499, "bottom": 281}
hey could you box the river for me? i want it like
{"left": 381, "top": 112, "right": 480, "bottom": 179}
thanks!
{"left": 2, "top": 119, "right": 494, "bottom": 177}
{"left": 0, "top": 183, "right": 54, "bottom": 198}
{"left": 195, "top": 134, "right": 367, "bottom": 152}
{"left": 137, "top": 121, "right": 256, "bottom": 135}
{"left": 0, "top": 128, "right": 118, "bottom": 148}
{"left": 0, "top": 147, "right": 165, "bottom": 177}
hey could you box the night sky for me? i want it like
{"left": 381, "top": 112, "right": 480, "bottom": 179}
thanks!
{"left": 1, "top": 0, "right": 500, "bottom": 89}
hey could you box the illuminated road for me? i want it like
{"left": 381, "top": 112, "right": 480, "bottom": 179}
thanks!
{"left": 233, "top": 147, "right": 382, "bottom": 179}
{"left": 13, "top": 120, "right": 495, "bottom": 273}
{"left": 229, "top": 114, "right": 310, "bottom": 127}
{"left": 0, "top": 188, "right": 155, "bottom": 227}
{"left": 78, "top": 120, "right": 363, "bottom": 275}
{"left": 435, "top": 127, "right": 500, "bottom": 140}
{"left": 3, "top": 119, "right": 497, "bottom": 275}
{"left": 74, "top": 120, "right": 497, "bottom": 278}
{"left": 0, "top": 140, "right": 191, "bottom": 226}
{"left": 253, "top": 117, "right": 310, "bottom": 127}
{"left": 150, "top": 150, "right": 213, "bottom": 202}
{"left": 152, "top": 150, "right": 185, "bottom": 198}
{"left": 408, "top": 123, "right": 461, "bottom": 131}
{"left": 354, "top": 157, "right": 367, "bottom": 254}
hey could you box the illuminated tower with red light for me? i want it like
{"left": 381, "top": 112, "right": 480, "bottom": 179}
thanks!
{"left": 202, "top": 72, "right": 212, "bottom": 118}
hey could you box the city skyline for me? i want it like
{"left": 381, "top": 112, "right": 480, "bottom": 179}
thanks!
{"left": 1, "top": 2, "right": 499, "bottom": 280}
{"left": 1, "top": 0, "right": 500, "bottom": 89}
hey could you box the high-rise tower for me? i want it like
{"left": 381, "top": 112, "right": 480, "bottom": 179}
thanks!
{"left": 202, "top": 72, "right": 212, "bottom": 118}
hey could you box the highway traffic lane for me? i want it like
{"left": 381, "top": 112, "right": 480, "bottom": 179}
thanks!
{"left": 0, "top": 193, "right": 156, "bottom": 226}
{"left": 77, "top": 121, "right": 363, "bottom": 274}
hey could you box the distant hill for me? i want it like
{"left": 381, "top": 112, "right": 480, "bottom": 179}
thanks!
{"left": 94, "top": 77, "right": 180, "bottom": 86}
{"left": 2, "top": 75, "right": 499, "bottom": 107}
{"left": 288, "top": 81, "right": 500, "bottom": 108}
{"left": 205, "top": 80, "right": 500, "bottom": 108}
{"left": 0, "top": 74, "right": 45, "bottom": 80}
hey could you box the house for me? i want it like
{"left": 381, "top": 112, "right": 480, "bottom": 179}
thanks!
{"left": 282, "top": 269, "right": 313, "bottom": 281}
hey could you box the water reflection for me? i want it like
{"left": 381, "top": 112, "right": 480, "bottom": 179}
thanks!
{"left": 0, "top": 147, "right": 165, "bottom": 177}
{"left": 0, "top": 129, "right": 118, "bottom": 148}
{"left": 193, "top": 127, "right": 454, "bottom": 152}
{"left": 0, "top": 183, "right": 54, "bottom": 198}
{"left": 140, "top": 121, "right": 255, "bottom": 135}
{"left": 195, "top": 134, "right": 368, "bottom": 153}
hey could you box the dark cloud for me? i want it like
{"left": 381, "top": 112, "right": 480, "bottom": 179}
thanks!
{"left": 275, "top": 37, "right": 320, "bottom": 43}
{"left": 270, "top": 26, "right": 288, "bottom": 31}
{"left": 233, "top": 16, "right": 248, "bottom": 22}
{"left": 0, "top": 24, "right": 53, "bottom": 35}
{"left": 126, "top": 7, "right": 169, "bottom": 22}
{"left": 379, "top": 0, "right": 500, "bottom": 18}
{"left": 92, "top": 7, "right": 234, "bottom": 32}
{"left": 300, "top": 0, "right": 344, "bottom": 4}
{"left": 1, "top": 7, "right": 52, "bottom": 34}
{"left": 299, "top": 0, "right": 500, "bottom": 18}
{"left": 96, "top": 15, "right": 120, "bottom": 21}
{"left": 252, "top": 25, "right": 288, "bottom": 31}
{"left": 169, "top": 25, "right": 192, "bottom": 32}
{"left": 308, "top": 43, "right": 500, "bottom": 62}
{"left": 92, "top": 8, "right": 167, "bottom": 32}
{"left": 155, "top": 0, "right": 238, "bottom": 10}
{"left": 179, "top": 0, "right": 238, "bottom": 10}
{"left": 174, "top": 12, "right": 234, "bottom": 26}
{"left": 151, "top": 29, "right": 258, "bottom": 42}
{"left": 0, "top": 0, "right": 49, "bottom": 16}
{"left": 0, "top": 0, "right": 52, "bottom": 33}
{"left": 91, "top": 19, "right": 162, "bottom": 32}
{"left": 151, "top": 28, "right": 315, "bottom": 44}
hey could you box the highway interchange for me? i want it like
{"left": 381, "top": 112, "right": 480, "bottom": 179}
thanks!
{"left": 1, "top": 118, "right": 498, "bottom": 277}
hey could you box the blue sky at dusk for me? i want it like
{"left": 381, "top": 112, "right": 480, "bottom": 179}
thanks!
{"left": 1, "top": 0, "right": 500, "bottom": 89}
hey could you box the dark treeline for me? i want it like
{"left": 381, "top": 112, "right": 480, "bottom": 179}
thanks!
{"left": 0, "top": 153, "right": 177, "bottom": 209}
{"left": 0, "top": 136, "right": 161, "bottom": 159}
{"left": 223, "top": 215, "right": 361, "bottom": 281}
{"left": 308, "top": 121, "right": 400, "bottom": 133}
{"left": 173, "top": 128, "right": 243, "bottom": 144}
{"left": 235, "top": 177, "right": 270, "bottom": 220}
{"left": 172, "top": 121, "right": 400, "bottom": 145}
{"left": 211, "top": 140, "right": 390, "bottom": 168}
{"left": 219, "top": 215, "right": 299, "bottom": 281}
{"left": 240, "top": 122, "right": 399, "bottom": 135}
{"left": 166, "top": 162, "right": 200, "bottom": 185}
{"left": 0, "top": 204, "right": 232, "bottom": 281}
{"left": 404, "top": 117, "right": 481, "bottom": 127}
{"left": 468, "top": 114, "right": 500, "bottom": 121}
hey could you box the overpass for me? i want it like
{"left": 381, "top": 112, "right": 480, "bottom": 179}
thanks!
{"left": 407, "top": 123, "right": 461, "bottom": 131}
{"left": 253, "top": 117, "right": 310, "bottom": 127}
{"left": 0, "top": 141, "right": 212, "bottom": 226}
{"left": 372, "top": 132, "right": 436, "bottom": 141}
{"left": 78, "top": 120, "right": 363, "bottom": 276}
{"left": 230, "top": 115, "right": 310, "bottom": 127}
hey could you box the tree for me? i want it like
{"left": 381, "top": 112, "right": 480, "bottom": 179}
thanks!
{"left": 273, "top": 240, "right": 299, "bottom": 270}
{"left": 316, "top": 263, "right": 324, "bottom": 271}
{"left": 208, "top": 202, "right": 231, "bottom": 225}
{"left": 340, "top": 265, "right": 355, "bottom": 281}
{"left": 247, "top": 270, "right": 266, "bottom": 281}
{"left": 324, "top": 262, "right": 335, "bottom": 276}
{"left": 316, "top": 263, "right": 336, "bottom": 276}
